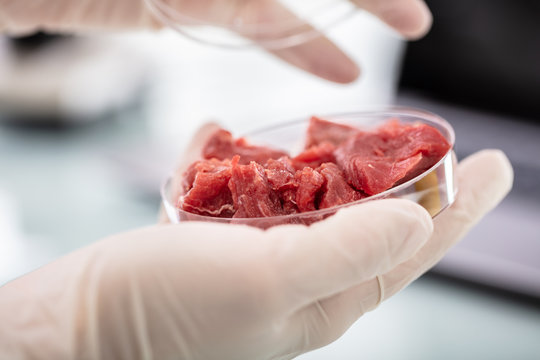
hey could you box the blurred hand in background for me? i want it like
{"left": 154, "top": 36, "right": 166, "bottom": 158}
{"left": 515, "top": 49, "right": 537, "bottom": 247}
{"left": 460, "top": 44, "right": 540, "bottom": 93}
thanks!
{"left": 1, "top": 0, "right": 432, "bottom": 83}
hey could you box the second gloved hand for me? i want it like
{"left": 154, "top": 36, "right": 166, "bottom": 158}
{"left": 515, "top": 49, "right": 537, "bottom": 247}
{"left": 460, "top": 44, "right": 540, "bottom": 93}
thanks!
{"left": 0, "top": 0, "right": 432, "bottom": 83}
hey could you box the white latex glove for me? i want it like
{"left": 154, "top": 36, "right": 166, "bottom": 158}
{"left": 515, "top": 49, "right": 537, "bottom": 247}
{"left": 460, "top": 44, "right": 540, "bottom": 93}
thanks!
{"left": 0, "top": 0, "right": 432, "bottom": 83}
{"left": 0, "top": 125, "right": 513, "bottom": 360}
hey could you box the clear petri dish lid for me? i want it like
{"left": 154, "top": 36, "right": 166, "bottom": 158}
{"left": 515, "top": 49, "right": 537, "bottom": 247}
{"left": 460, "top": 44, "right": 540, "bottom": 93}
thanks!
{"left": 144, "top": 0, "right": 357, "bottom": 49}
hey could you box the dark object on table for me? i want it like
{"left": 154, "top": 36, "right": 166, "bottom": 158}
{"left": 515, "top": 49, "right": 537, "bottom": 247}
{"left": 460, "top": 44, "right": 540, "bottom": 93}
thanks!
{"left": 400, "top": 0, "right": 540, "bottom": 120}
{"left": 0, "top": 33, "right": 149, "bottom": 125}
{"left": 8, "top": 32, "right": 70, "bottom": 53}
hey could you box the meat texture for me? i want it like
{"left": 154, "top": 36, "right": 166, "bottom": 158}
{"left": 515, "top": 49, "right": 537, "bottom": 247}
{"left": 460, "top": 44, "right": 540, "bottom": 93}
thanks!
{"left": 317, "top": 163, "right": 364, "bottom": 209}
{"left": 203, "top": 129, "right": 288, "bottom": 165}
{"left": 305, "top": 116, "right": 359, "bottom": 147}
{"left": 335, "top": 120, "right": 450, "bottom": 195}
{"left": 177, "top": 118, "right": 451, "bottom": 219}
{"left": 228, "top": 159, "right": 285, "bottom": 218}
{"left": 180, "top": 157, "right": 235, "bottom": 217}
{"left": 292, "top": 141, "right": 336, "bottom": 170}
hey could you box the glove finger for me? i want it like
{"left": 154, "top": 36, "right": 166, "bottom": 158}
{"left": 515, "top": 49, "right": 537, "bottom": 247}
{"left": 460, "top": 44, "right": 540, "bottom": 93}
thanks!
{"left": 147, "top": 0, "right": 359, "bottom": 83}
{"left": 158, "top": 122, "right": 221, "bottom": 224}
{"left": 268, "top": 36, "right": 360, "bottom": 84}
{"left": 265, "top": 199, "right": 432, "bottom": 312}
{"left": 276, "top": 150, "right": 513, "bottom": 354}
{"left": 237, "top": 0, "right": 360, "bottom": 83}
{"left": 380, "top": 149, "right": 514, "bottom": 298}
{"left": 352, "top": 0, "right": 432, "bottom": 39}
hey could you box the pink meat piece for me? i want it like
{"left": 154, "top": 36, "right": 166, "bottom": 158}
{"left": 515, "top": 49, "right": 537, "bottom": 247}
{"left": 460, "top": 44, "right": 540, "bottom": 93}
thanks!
{"left": 339, "top": 154, "right": 424, "bottom": 195}
{"left": 177, "top": 120, "right": 451, "bottom": 220}
{"left": 318, "top": 163, "right": 363, "bottom": 209}
{"left": 265, "top": 157, "right": 298, "bottom": 214}
{"left": 295, "top": 167, "right": 325, "bottom": 212}
{"left": 180, "top": 157, "right": 236, "bottom": 217}
{"left": 265, "top": 157, "right": 296, "bottom": 190}
{"left": 305, "top": 116, "right": 360, "bottom": 148}
{"left": 229, "top": 160, "right": 285, "bottom": 218}
{"left": 203, "top": 129, "right": 288, "bottom": 165}
{"left": 335, "top": 120, "right": 450, "bottom": 195}
{"left": 377, "top": 120, "right": 451, "bottom": 162}
{"left": 292, "top": 141, "right": 336, "bottom": 170}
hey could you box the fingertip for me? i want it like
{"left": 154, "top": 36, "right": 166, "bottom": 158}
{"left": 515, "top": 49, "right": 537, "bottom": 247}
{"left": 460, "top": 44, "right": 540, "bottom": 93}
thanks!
{"left": 384, "top": 199, "right": 433, "bottom": 246}
{"left": 330, "top": 60, "right": 361, "bottom": 84}
{"left": 270, "top": 36, "right": 361, "bottom": 84}
{"left": 404, "top": 0, "right": 433, "bottom": 40}
{"left": 483, "top": 149, "right": 514, "bottom": 194}
{"left": 457, "top": 149, "right": 514, "bottom": 213}
{"left": 391, "top": 199, "right": 434, "bottom": 237}
{"left": 369, "top": 0, "right": 433, "bottom": 40}
{"left": 313, "top": 42, "right": 361, "bottom": 84}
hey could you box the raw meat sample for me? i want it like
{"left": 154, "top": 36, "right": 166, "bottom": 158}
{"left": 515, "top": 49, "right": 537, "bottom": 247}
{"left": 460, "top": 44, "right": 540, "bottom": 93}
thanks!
{"left": 335, "top": 120, "right": 450, "bottom": 195}
{"left": 176, "top": 117, "right": 451, "bottom": 220}
{"left": 318, "top": 163, "right": 364, "bottom": 209}
{"left": 265, "top": 158, "right": 298, "bottom": 213}
{"left": 228, "top": 159, "right": 285, "bottom": 218}
{"left": 295, "top": 167, "right": 325, "bottom": 212}
{"left": 180, "top": 157, "right": 235, "bottom": 217}
{"left": 292, "top": 142, "right": 336, "bottom": 170}
{"left": 305, "top": 116, "right": 359, "bottom": 147}
{"left": 203, "top": 129, "right": 287, "bottom": 165}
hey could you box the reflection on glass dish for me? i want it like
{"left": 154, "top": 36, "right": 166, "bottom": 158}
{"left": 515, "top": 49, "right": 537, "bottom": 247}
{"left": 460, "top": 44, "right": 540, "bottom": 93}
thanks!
{"left": 144, "top": 0, "right": 357, "bottom": 49}
{"left": 162, "top": 107, "right": 457, "bottom": 229}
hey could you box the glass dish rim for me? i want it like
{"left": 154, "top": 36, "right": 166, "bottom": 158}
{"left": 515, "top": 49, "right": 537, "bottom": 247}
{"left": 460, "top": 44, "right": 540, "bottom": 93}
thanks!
{"left": 161, "top": 106, "right": 456, "bottom": 223}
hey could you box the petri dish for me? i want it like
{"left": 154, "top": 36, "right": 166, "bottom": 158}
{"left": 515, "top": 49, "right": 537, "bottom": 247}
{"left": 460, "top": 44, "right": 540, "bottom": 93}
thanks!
{"left": 144, "top": 0, "right": 358, "bottom": 49}
{"left": 161, "top": 107, "right": 457, "bottom": 228}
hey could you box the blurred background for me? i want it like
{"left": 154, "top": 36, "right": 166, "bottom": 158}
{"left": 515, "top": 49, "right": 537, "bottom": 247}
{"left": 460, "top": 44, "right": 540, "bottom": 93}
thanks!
{"left": 0, "top": 0, "right": 539, "bottom": 359}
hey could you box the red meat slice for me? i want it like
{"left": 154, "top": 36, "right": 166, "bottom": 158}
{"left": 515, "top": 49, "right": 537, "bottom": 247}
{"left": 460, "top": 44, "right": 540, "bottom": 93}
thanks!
{"left": 292, "top": 141, "right": 336, "bottom": 170}
{"left": 178, "top": 119, "right": 451, "bottom": 221}
{"left": 340, "top": 154, "right": 423, "bottom": 195}
{"left": 295, "top": 167, "right": 325, "bottom": 212}
{"left": 305, "top": 116, "right": 360, "bottom": 148}
{"left": 180, "top": 157, "right": 236, "bottom": 217}
{"left": 229, "top": 160, "right": 285, "bottom": 218}
{"left": 377, "top": 120, "right": 451, "bottom": 162}
{"left": 265, "top": 157, "right": 296, "bottom": 189}
{"left": 318, "top": 163, "right": 363, "bottom": 209}
{"left": 335, "top": 121, "right": 450, "bottom": 195}
{"left": 265, "top": 157, "right": 298, "bottom": 214}
{"left": 203, "top": 129, "right": 288, "bottom": 165}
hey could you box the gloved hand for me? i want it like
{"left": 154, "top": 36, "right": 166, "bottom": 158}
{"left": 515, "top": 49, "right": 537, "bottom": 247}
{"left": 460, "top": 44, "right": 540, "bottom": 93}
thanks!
{"left": 0, "top": 0, "right": 432, "bottom": 83}
{"left": 0, "top": 125, "right": 513, "bottom": 360}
